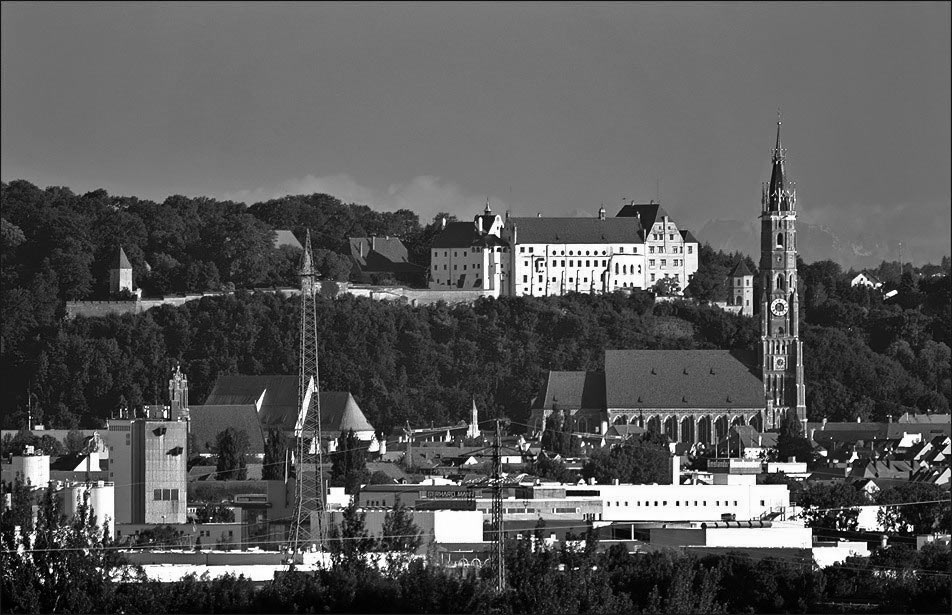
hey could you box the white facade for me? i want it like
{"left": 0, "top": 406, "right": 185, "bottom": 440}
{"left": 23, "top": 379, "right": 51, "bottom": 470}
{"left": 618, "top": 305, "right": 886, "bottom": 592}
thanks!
{"left": 429, "top": 204, "right": 698, "bottom": 298}
{"left": 567, "top": 483, "right": 790, "bottom": 523}
{"left": 332, "top": 509, "right": 484, "bottom": 546}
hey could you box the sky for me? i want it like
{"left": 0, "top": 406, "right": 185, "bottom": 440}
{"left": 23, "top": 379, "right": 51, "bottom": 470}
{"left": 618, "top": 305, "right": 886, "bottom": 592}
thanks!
{"left": 2, "top": 2, "right": 950, "bottom": 264}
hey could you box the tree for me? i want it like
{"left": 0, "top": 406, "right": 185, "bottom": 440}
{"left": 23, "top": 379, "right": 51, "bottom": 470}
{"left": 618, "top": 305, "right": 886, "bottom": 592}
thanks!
{"left": 651, "top": 275, "right": 681, "bottom": 297}
{"left": 215, "top": 428, "right": 249, "bottom": 480}
{"left": 581, "top": 433, "right": 671, "bottom": 485}
{"left": 194, "top": 504, "right": 236, "bottom": 524}
{"left": 875, "top": 483, "right": 951, "bottom": 535}
{"left": 798, "top": 482, "right": 868, "bottom": 531}
{"left": 328, "top": 501, "right": 377, "bottom": 570}
{"left": 1, "top": 482, "right": 141, "bottom": 613}
{"left": 262, "top": 428, "right": 288, "bottom": 481}
{"left": 380, "top": 502, "right": 422, "bottom": 569}
{"left": 774, "top": 411, "right": 813, "bottom": 463}
{"left": 330, "top": 429, "right": 370, "bottom": 494}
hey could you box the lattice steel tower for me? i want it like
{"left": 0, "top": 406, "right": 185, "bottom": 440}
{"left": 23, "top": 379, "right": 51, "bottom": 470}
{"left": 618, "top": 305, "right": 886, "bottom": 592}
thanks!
{"left": 289, "top": 230, "right": 326, "bottom": 552}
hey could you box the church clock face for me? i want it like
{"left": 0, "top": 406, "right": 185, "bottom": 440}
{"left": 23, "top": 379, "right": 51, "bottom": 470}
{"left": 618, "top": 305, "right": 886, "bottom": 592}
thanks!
{"left": 774, "top": 356, "right": 786, "bottom": 370}
{"left": 770, "top": 298, "right": 788, "bottom": 317}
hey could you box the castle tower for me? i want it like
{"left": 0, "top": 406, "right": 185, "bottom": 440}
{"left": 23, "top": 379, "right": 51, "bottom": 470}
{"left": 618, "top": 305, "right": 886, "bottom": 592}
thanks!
{"left": 168, "top": 365, "right": 189, "bottom": 421}
{"left": 760, "top": 117, "right": 807, "bottom": 428}
{"left": 728, "top": 260, "right": 754, "bottom": 317}
{"left": 109, "top": 245, "right": 133, "bottom": 295}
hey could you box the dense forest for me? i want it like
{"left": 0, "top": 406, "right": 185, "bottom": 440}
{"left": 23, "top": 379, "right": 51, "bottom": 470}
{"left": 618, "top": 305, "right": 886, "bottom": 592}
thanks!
{"left": 1, "top": 180, "right": 949, "bottom": 434}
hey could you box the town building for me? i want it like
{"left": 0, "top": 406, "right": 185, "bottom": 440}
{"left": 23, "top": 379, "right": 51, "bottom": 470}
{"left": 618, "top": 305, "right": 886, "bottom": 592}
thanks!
{"left": 105, "top": 405, "right": 188, "bottom": 525}
{"left": 349, "top": 236, "right": 423, "bottom": 284}
{"left": 197, "top": 374, "right": 377, "bottom": 448}
{"left": 727, "top": 260, "right": 754, "bottom": 316}
{"left": 850, "top": 271, "right": 883, "bottom": 289}
{"left": 427, "top": 201, "right": 699, "bottom": 297}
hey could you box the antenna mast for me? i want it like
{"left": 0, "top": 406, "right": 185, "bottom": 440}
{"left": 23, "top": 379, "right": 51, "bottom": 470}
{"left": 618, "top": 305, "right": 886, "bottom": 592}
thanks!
{"left": 289, "top": 230, "right": 326, "bottom": 554}
{"left": 490, "top": 419, "right": 506, "bottom": 592}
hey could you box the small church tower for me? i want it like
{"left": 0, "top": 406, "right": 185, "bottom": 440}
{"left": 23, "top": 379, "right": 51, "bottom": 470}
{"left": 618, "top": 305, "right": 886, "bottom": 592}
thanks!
{"left": 168, "top": 364, "right": 189, "bottom": 421}
{"left": 728, "top": 260, "right": 754, "bottom": 317}
{"left": 109, "top": 246, "right": 133, "bottom": 295}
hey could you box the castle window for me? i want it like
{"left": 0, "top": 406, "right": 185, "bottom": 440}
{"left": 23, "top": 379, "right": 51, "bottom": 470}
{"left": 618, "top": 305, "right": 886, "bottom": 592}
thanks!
{"left": 776, "top": 233, "right": 784, "bottom": 248}
{"left": 616, "top": 263, "right": 620, "bottom": 274}
{"left": 520, "top": 247, "right": 525, "bottom": 253}
{"left": 777, "top": 275, "right": 784, "bottom": 289}
{"left": 688, "top": 246, "right": 693, "bottom": 254}
{"left": 650, "top": 246, "right": 655, "bottom": 254}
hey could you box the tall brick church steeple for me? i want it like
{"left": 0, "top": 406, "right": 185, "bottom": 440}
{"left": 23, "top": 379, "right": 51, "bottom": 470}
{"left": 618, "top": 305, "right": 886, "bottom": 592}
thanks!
{"left": 760, "top": 116, "right": 807, "bottom": 428}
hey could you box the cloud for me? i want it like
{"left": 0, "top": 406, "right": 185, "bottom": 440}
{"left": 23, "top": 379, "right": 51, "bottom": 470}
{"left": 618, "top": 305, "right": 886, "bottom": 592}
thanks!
{"left": 220, "top": 173, "right": 508, "bottom": 225}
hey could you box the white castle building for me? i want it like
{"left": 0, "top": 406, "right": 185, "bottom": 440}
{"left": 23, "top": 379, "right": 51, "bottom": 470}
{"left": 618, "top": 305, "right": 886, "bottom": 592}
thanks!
{"left": 428, "top": 201, "right": 699, "bottom": 297}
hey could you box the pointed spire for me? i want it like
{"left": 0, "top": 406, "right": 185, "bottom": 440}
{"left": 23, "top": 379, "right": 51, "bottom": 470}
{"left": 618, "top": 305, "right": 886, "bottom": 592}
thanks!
{"left": 484, "top": 198, "right": 492, "bottom": 214}
{"left": 774, "top": 109, "right": 784, "bottom": 160}
{"left": 766, "top": 113, "right": 794, "bottom": 212}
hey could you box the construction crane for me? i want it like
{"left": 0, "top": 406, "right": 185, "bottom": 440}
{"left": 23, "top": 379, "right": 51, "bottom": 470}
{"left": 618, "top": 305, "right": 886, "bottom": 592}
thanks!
{"left": 288, "top": 230, "right": 326, "bottom": 555}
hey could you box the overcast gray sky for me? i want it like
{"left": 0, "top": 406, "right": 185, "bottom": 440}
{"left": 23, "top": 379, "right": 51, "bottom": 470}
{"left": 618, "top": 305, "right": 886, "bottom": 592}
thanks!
{"left": 3, "top": 2, "right": 950, "bottom": 263}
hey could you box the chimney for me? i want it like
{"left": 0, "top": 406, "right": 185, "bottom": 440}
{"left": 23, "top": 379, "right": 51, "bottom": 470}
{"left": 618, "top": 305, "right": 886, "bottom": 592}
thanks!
{"left": 598, "top": 206, "right": 606, "bottom": 220}
{"left": 379, "top": 439, "right": 387, "bottom": 456}
{"left": 476, "top": 215, "right": 484, "bottom": 234}
{"left": 371, "top": 236, "right": 376, "bottom": 251}
{"left": 441, "top": 216, "right": 447, "bottom": 230}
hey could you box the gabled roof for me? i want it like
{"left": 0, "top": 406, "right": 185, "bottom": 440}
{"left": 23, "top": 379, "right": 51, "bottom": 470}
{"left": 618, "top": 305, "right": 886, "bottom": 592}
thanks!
{"left": 898, "top": 412, "right": 952, "bottom": 425}
{"left": 188, "top": 404, "right": 266, "bottom": 455}
{"left": 431, "top": 222, "right": 482, "bottom": 249}
{"left": 114, "top": 246, "right": 132, "bottom": 269}
{"left": 604, "top": 349, "right": 763, "bottom": 409}
{"left": 273, "top": 230, "right": 303, "bottom": 250}
{"left": 204, "top": 374, "right": 375, "bottom": 435}
{"left": 205, "top": 375, "right": 298, "bottom": 428}
{"left": 349, "top": 237, "right": 421, "bottom": 273}
{"left": 616, "top": 203, "right": 668, "bottom": 231}
{"left": 680, "top": 229, "right": 699, "bottom": 243}
{"left": 508, "top": 217, "right": 644, "bottom": 244}
{"left": 533, "top": 371, "right": 606, "bottom": 410}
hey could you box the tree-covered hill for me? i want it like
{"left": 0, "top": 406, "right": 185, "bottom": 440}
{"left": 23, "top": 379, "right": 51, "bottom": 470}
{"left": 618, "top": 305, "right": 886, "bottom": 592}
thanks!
{"left": 1, "top": 180, "right": 948, "bottom": 433}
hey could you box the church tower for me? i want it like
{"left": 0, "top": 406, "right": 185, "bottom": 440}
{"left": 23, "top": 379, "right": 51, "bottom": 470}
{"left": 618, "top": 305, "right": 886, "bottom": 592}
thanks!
{"left": 760, "top": 117, "right": 807, "bottom": 429}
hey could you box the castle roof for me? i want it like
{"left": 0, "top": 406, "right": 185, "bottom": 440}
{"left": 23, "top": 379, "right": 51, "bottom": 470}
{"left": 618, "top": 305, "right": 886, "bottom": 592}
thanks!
{"left": 604, "top": 349, "right": 763, "bottom": 409}
{"left": 616, "top": 202, "right": 669, "bottom": 230}
{"left": 508, "top": 216, "right": 644, "bottom": 244}
{"left": 349, "top": 236, "right": 422, "bottom": 274}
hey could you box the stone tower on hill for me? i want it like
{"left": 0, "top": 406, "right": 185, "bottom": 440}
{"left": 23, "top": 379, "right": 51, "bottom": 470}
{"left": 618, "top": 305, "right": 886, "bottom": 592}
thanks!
{"left": 109, "top": 245, "right": 133, "bottom": 295}
{"left": 728, "top": 260, "right": 754, "bottom": 317}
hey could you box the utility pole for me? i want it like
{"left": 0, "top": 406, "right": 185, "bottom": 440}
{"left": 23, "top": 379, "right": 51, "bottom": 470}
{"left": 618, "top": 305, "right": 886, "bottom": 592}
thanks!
{"left": 289, "top": 230, "right": 326, "bottom": 555}
{"left": 490, "top": 419, "right": 506, "bottom": 592}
